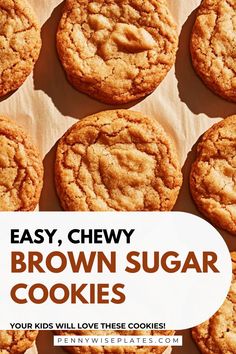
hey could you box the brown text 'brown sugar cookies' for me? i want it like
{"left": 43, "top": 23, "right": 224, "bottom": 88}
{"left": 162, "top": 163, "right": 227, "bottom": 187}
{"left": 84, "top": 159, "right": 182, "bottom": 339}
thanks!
{"left": 190, "top": 115, "right": 236, "bottom": 235}
{"left": 190, "top": 0, "right": 236, "bottom": 102}
{"left": 0, "top": 0, "right": 41, "bottom": 97}
{"left": 55, "top": 110, "right": 182, "bottom": 211}
{"left": 192, "top": 252, "right": 236, "bottom": 354}
{"left": 0, "top": 116, "right": 43, "bottom": 211}
{"left": 56, "top": 0, "right": 178, "bottom": 105}
{"left": 0, "top": 330, "right": 38, "bottom": 354}
{"left": 55, "top": 329, "right": 175, "bottom": 354}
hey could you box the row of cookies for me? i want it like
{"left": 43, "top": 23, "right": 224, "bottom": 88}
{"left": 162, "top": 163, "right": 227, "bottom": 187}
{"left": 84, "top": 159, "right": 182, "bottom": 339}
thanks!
{"left": 1, "top": 251, "right": 235, "bottom": 354}
{"left": 0, "top": 111, "right": 235, "bottom": 237}
{"left": 1, "top": 0, "right": 235, "bottom": 104}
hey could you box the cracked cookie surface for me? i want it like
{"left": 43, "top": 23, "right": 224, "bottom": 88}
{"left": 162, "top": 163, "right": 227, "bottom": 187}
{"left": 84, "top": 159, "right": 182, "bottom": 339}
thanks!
{"left": 55, "top": 329, "right": 175, "bottom": 353}
{"left": 190, "top": 115, "right": 236, "bottom": 235}
{"left": 0, "top": 0, "right": 41, "bottom": 97}
{"left": 192, "top": 252, "right": 236, "bottom": 354}
{"left": 190, "top": 0, "right": 236, "bottom": 102}
{"left": 0, "top": 116, "right": 43, "bottom": 211}
{"left": 55, "top": 110, "right": 182, "bottom": 211}
{"left": 57, "top": 0, "right": 178, "bottom": 104}
{"left": 0, "top": 330, "right": 38, "bottom": 354}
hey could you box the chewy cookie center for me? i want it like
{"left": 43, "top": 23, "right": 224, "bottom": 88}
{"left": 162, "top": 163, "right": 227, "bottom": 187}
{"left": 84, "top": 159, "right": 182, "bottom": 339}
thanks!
{"left": 203, "top": 159, "right": 236, "bottom": 202}
{"left": 86, "top": 144, "right": 156, "bottom": 209}
{"left": 62, "top": 127, "right": 160, "bottom": 211}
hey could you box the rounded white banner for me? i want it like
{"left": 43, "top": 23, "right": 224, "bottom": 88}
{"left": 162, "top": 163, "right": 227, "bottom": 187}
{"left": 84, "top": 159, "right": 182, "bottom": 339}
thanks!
{"left": 0, "top": 212, "right": 232, "bottom": 330}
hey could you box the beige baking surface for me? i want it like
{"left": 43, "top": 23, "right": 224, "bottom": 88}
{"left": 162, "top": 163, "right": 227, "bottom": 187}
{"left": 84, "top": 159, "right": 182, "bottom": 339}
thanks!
{"left": 26, "top": 343, "right": 38, "bottom": 354}
{"left": 0, "top": 0, "right": 235, "bottom": 353}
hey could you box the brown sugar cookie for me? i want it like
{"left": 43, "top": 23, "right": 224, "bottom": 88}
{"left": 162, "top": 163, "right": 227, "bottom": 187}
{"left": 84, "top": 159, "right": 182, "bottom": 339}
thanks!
{"left": 190, "top": 0, "right": 236, "bottom": 102}
{"left": 55, "top": 110, "right": 182, "bottom": 211}
{"left": 56, "top": 0, "right": 178, "bottom": 104}
{"left": 0, "top": 0, "right": 41, "bottom": 97}
{"left": 192, "top": 252, "right": 236, "bottom": 354}
{"left": 0, "top": 330, "right": 38, "bottom": 354}
{"left": 0, "top": 116, "right": 43, "bottom": 211}
{"left": 190, "top": 115, "right": 236, "bottom": 235}
{"left": 55, "top": 329, "right": 175, "bottom": 354}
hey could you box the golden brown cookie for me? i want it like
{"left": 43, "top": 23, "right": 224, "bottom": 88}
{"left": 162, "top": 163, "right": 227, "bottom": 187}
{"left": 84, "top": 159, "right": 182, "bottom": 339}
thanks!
{"left": 0, "top": 330, "right": 38, "bottom": 354}
{"left": 56, "top": 0, "right": 178, "bottom": 104}
{"left": 0, "top": 0, "right": 41, "bottom": 97}
{"left": 190, "top": 0, "right": 236, "bottom": 102}
{"left": 192, "top": 252, "right": 236, "bottom": 354}
{"left": 190, "top": 115, "right": 236, "bottom": 235}
{"left": 0, "top": 116, "right": 43, "bottom": 211}
{"left": 55, "top": 110, "right": 182, "bottom": 211}
{"left": 55, "top": 329, "right": 175, "bottom": 354}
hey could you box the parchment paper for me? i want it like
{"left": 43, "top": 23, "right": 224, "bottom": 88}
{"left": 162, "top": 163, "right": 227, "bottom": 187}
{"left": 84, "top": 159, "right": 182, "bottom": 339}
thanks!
{"left": 1, "top": 0, "right": 235, "bottom": 353}
{"left": 26, "top": 344, "right": 38, "bottom": 354}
